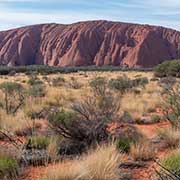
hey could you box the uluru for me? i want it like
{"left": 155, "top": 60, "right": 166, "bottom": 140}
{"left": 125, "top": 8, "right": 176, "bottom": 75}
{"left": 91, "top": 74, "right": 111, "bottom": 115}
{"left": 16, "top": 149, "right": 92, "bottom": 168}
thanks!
{"left": 0, "top": 20, "right": 180, "bottom": 68}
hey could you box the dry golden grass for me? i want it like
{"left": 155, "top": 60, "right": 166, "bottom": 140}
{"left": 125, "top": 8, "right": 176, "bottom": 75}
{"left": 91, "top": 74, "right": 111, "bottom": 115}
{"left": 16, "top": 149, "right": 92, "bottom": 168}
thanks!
{"left": 121, "top": 90, "right": 161, "bottom": 121}
{"left": 43, "top": 144, "right": 123, "bottom": 180}
{"left": 157, "top": 128, "right": 180, "bottom": 148}
{"left": 81, "top": 144, "right": 123, "bottom": 180}
{"left": 0, "top": 110, "right": 31, "bottom": 134}
{"left": 46, "top": 137, "right": 59, "bottom": 163}
{"left": 24, "top": 97, "right": 44, "bottom": 115}
{"left": 130, "top": 139, "right": 156, "bottom": 161}
{"left": 44, "top": 161, "right": 86, "bottom": 180}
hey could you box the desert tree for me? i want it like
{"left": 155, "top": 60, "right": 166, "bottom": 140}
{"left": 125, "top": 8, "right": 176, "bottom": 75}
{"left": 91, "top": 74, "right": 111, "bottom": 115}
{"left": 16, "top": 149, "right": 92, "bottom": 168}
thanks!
{"left": 0, "top": 82, "right": 25, "bottom": 114}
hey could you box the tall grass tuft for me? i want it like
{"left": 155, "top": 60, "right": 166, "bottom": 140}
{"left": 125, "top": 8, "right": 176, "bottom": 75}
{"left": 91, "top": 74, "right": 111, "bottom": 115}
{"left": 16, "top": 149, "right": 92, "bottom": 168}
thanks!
{"left": 43, "top": 144, "right": 123, "bottom": 180}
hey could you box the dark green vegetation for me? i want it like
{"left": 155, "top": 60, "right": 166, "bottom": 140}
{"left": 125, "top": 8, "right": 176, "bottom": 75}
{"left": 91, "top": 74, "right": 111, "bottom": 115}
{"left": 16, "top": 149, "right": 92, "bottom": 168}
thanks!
{"left": 0, "top": 152, "right": 19, "bottom": 179}
{"left": 155, "top": 60, "right": 180, "bottom": 77}
{"left": 0, "top": 65, "right": 152, "bottom": 75}
{"left": 109, "top": 76, "right": 148, "bottom": 93}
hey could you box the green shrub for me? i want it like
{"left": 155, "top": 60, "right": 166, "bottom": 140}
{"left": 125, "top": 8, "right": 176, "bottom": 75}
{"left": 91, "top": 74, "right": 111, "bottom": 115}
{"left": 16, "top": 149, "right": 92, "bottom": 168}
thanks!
{"left": 109, "top": 75, "right": 132, "bottom": 93}
{"left": 28, "top": 75, "right": 43, "bottom": 86}
{"left": 90, "top": 77, "right": 107, "bottom": 96}
{"left": 155, "top": 60, "right": 180, "bottom": 77}
{"left": 25, "top": 136, "right": 50, "bottom": 150}
{"left": 28, "top": 84, "right": 46, "bottom": 97}
{"left": 161, "top": 150, "right": 180, "bottom": 176}
{"left": 50, "top": 110, "right": 75, "bottom": 127}
{"left": 0, "top": 156, "right": 19, "bottom": 179}
{"left": 132, "top": 77, "right": 149, "bottom": 87}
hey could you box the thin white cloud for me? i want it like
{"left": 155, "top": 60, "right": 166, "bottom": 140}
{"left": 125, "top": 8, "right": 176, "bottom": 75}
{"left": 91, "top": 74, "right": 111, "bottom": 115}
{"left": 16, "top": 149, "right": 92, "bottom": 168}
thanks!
{"left": 0, "top": 8, "right": 110, "bottom": 30}
{"left": 0, "top": 0, "right": 180, "bottom": 31}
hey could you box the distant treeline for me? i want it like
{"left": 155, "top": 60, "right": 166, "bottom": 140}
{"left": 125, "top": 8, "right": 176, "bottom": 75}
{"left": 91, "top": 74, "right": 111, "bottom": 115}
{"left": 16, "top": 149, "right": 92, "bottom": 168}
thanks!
{"left": 0, "top": 65, "right": 153, "bottom": 75}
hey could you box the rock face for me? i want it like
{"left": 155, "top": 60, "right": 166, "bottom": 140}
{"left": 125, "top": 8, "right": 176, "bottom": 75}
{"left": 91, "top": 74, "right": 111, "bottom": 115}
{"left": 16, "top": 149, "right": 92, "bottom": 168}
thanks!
{"left": 0, "top": 20, "right": 180, "bottom": 67}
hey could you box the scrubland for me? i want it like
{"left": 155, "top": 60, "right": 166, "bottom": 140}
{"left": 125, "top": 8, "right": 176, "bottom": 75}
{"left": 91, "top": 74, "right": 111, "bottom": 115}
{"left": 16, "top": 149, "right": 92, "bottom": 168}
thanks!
{"left": 0, "top": 68, "right": 180, "bottom": 180}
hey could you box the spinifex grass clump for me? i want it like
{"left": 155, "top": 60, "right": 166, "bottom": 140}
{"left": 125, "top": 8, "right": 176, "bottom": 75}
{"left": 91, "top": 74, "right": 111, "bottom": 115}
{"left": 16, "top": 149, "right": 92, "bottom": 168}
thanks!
{"left": 0, "top": 151, "right": 19, "bottom": 179}
{"left": 130, "top": 139, "right": 155, "bottom": 161}
{"left": 43, "top": 144, "right": 123, "bottom": 180}
{"left": 161, "top": 150, "right": 180, "bottom": 175}
{"left": 157, "top": 128, "right": 180, "bottom": 149}
{"left": 155, "top": 150, "right": 180, "bottom": 180}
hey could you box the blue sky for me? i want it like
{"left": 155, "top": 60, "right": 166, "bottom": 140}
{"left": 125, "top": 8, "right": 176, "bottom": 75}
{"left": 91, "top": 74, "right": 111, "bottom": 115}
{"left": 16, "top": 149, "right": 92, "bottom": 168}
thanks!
{"left": 0, "top": 0, "right": 180, "bottom": 31}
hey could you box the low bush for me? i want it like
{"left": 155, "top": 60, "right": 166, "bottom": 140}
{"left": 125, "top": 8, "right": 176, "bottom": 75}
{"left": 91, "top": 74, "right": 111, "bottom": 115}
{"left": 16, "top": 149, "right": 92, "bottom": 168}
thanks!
{"left": 109, "top": 75, "right": 132, "bottom": 94}
{"left": 132, "top": 77, "right": 149, "bottom": 87}
{"left": 115, "top": 127, "right": 144, "bottom": 153}
{"left": 0, "top": 157, "right": 19, "bottom": 179}
{"left": 90, "top": 76, "right": 107, "bottom": 96}
{"left": 27, "top": 74, "right": 43, "bottom": 86}
{"left": 28, "top": 84, "right": 46, "bottom": 97}
{"left": 25, "top": 136, "right": 50, "bottom": 150}
{"left": 109, "top": 76, "right": 148, "bottom": 94}
{"left": 0, "top": 151, "right": 19, "bottom": 179}
{"left": 155, "top": 60, "right": 180, "bottom": 77}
